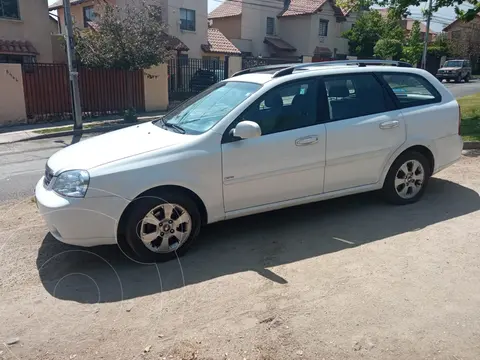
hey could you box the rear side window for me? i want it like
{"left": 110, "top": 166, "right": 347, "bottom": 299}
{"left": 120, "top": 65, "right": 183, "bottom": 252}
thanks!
{"left": 380, "top": 73, "right": 441, "bottom": 108}
{"left": 323, "top": 73, "right": 393, "bottom": 121}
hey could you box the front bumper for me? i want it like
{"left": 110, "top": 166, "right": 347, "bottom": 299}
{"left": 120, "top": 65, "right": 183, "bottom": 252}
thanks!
{"left": 436, "top": 72, "right": 460, "bottom": 79}
{"left": 35, "top": 178, "right": 129, "bottom": 247}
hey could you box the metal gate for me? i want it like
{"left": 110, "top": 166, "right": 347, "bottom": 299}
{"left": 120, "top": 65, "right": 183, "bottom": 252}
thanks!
{"left": 168, "top": 57, "right": 228, "bottom": 103}
{"left": 22, "top": 63, "right": 145, "bottom": 121}
{"left": 241, "top": 56, "right": 301, "bottom": 70}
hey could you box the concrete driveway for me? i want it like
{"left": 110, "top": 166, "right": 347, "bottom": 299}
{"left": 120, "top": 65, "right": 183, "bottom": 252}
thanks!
{"left": 0, "top": 151, "right": 479, "bottom": 360}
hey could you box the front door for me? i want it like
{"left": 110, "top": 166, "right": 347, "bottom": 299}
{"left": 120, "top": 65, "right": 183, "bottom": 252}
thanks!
{"left": 322, "top": 73, "right": 406, "bottom": 193}
{"left": 221, "top": 78, "right": 327, "bottom": 212}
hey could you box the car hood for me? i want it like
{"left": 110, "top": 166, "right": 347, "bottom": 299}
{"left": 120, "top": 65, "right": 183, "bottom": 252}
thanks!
{"left": 47, "top": 122, "right": 186, "bottom": 173}
{"left": 440, "top": 67, "right": 461, "bottom": 71}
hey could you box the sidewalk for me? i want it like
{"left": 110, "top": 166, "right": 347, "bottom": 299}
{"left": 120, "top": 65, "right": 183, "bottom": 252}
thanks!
{"left": 0, "top": 111, "right": 165, "bottom": 144}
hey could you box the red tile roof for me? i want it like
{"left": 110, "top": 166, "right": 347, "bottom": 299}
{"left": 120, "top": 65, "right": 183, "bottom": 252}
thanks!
{"left": 208, "top": 0, "right": 243, "bottom": 19}
{"left": 202, "top": 28, "right": 241, "bottom": 55}
{"left": 0, "top": 40, "right": 38, "bottom": 56}
{"left": 403, "top": 19, "right": 436, "bottom": 34}
{"left": 264, "top": 36, "right": 296, "bottom": 51}
{"left": 279, "top": 0, "right": 348, "bottom": 19}
{"left": 377, "top": 9, "right": 436, "bottom": 34}
{"left": 314, "top": 46, "right": 332, "bottom": 55}
{"left": 280, "top": 0, "right": 326, "bottom": 17}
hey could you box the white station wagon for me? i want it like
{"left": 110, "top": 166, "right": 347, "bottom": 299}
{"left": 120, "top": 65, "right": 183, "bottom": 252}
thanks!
{"left": 36, "top": 60, "right": 463, "bottom": 262}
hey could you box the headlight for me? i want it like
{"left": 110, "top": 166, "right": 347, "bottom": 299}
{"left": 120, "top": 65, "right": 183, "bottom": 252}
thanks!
{"left": 52, "top": 170, "right": 90, "bottom": 198}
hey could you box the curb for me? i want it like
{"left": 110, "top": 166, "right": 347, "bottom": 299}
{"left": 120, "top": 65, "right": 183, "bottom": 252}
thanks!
{"left": 463, "top": 141, "right": 480, "bottom": 150}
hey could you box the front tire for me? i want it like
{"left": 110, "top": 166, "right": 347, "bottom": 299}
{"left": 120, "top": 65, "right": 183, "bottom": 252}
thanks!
{"left": 124, "top": 190, "right": 201, "bottom": 262}
{"left": 382, "top": 151, "right": 430, "bottom": 205}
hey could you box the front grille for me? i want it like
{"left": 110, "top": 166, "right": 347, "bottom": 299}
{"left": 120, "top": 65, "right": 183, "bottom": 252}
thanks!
{"left": 44, "top": 165, "right": 54, "bottom": 187}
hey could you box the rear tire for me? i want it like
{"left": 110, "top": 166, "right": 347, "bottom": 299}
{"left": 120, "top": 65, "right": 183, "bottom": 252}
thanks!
{"left": 124, "top": 190, "right": 201, "bottom": 263}
{"left": 382, "top": 151, "right": 431, "bottom": 205}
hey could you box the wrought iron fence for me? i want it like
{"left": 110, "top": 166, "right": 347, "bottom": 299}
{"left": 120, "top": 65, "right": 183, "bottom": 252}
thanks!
{"left": 167, "top": 57, "right": 228, "bottom": 104}
{"left": 241, "top": 56, "right": 302, "bottom": 70}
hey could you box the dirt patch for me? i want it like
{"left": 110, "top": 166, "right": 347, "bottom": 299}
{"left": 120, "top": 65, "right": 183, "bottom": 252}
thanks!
{"left": 1, "top": 153, "right": 479, "bottom": 360}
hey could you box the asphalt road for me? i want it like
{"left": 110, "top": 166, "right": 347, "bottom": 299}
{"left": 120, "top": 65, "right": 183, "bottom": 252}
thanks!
{"left": 444, "top": 79, "right": 480, "bottom": 98}
{"left": 0, "top": 135, "right": 94, "bottom": 203}
{"left": 1, "top": 81, "right": 479, "bottom": 203}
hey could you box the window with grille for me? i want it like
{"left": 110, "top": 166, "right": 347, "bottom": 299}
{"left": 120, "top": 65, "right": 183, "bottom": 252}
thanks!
{"left": 266, "top": 17, "right": 275, "bottom": 35}
{"left": 319, "top": 19, "right": 329, "bottom": 36}
{"left": 0, "top": 0, "right": 20, "bottom": 19}
{"left": 180, "top": 8, "right": 196, "bottom": 31}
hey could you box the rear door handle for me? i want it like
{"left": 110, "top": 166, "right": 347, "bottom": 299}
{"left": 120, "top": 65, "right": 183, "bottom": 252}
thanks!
{"left": 295, "top": 135, "right": 319, "bottom": 146}
{"left": 379, "top": 120, "right": 400, "bottom": 129}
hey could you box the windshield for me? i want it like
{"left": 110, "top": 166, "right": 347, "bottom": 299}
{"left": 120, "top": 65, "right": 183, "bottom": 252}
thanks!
{"left": 158, "top": 81, "right": 262, "bottom": 134}
{"left": 443, "top": 60, "right": 463, "bottom": 68}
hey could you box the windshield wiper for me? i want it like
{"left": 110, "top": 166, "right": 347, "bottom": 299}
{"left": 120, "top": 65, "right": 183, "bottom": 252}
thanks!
{"left": 163, "top": 121, "right": 186, "bottom": 134}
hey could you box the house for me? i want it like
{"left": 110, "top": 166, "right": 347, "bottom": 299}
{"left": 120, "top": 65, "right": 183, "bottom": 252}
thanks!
{"left": 208, "top": 0, "right": 358, "bottom": 60}
{"left": 443, "top": 14, "right": 480, "bottom": 41}
{"left": 49, "top": 0, "right": 237, "bottom": 59}
{"left": 377, "top": 8, "right": 436, "bottom": 41}
{"left": 0, "top": 0, "right": 53, "bottom": 63}
{"left": 442, "top": 14, "right": 480, "bottom": 70}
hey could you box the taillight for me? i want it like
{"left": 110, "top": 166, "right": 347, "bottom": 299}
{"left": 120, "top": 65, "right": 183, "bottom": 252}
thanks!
{"left": 458, "top": 105, "right": 462, "bottom": 135}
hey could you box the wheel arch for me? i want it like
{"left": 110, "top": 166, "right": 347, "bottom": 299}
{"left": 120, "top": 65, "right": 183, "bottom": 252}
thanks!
{"left": 381, "top": 144, "right": 435, "bottom": 186}
{"left": 116, "top": 184, "right": 209, "bottom": 241}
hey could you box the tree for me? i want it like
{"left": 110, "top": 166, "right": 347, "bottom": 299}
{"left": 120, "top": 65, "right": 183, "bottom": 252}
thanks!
{"left": 401, "top": 20, "right": 423, "bottom": 66}
{"left": 342, "top": 9, "right": 404, "bottom": 57}
{"left": 74, "top": 1, "right": 172, "bottom": 70}
{"left": 337, "top": 0, "right": 479, "bottom": 22}
{"left": 342, "top": 10, "right": 385, "bottom": 57}
{"left": 374, "top": 38, "right": 403, "bottom": 59}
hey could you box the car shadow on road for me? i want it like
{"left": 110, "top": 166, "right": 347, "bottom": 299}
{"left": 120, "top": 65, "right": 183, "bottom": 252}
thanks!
{"left": 36, "top": 178, "right": 480, "bottom": 304}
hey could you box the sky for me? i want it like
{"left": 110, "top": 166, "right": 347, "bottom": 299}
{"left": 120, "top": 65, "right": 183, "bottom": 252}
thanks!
{"left": 49, "top": 0, "right": 468, "bottom": 33}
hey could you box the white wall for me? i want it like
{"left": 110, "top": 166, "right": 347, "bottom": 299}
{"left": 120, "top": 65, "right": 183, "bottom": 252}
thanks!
{"left": 167, "top": 0, "right": 208, "bottom": 58}
{"left": 307, "top": 3, "right": 353, "bottom": 57}
{"left": 279, "top": 15, "right": 312, "bottom": 56}
{"left": 240, "top": 0, "right": 284, "bottom": 56}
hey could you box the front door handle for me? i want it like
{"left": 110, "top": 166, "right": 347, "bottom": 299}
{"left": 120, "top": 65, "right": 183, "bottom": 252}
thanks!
{"left": 295, "top": 135, "right": 319, "bottom": 146}
{"left": 379, "top": 120, "right": 400, "bottom": 129}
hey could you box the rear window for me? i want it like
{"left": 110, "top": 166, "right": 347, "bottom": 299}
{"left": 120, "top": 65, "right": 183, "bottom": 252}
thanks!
{"left": 380, "top": 73, "right": 441, "bottom": 108}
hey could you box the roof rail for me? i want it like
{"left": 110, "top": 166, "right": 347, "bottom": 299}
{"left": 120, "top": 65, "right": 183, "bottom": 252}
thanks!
{"left": 231, "top": 63, "right": 299, "bottom": 77}
{"left": 272, "top": 60, "right": 412, "bottom": 78}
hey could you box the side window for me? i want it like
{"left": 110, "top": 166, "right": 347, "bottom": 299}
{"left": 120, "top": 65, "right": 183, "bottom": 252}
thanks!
{"left": 324, "top": 73, "right": 392, "bottom": 121}
{"left": 381, "top": 73, "right": 441, "bottom": 108}
{"left": 238, "top": 79, "right": 319, "bottom": 136}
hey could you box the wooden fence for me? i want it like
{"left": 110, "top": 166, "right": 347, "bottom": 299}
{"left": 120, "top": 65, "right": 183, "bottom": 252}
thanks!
{"left": 22, "top": 63, "right": 145, "bottom": 121}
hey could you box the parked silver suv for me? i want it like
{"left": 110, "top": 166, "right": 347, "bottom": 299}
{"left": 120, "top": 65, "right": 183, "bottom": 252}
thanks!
{"left": 436, "top": 59, "right": 472, "bottom": 83}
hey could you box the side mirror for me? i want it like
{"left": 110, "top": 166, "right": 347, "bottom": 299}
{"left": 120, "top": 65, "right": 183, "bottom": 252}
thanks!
{"left": 231, "top": 121, "right": 262, "bottom": 139}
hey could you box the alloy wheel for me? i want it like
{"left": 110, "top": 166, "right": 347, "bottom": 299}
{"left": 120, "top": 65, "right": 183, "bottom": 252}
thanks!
{"left": 139, "top": 203, "right": 192, "bottom": 253}
{"left": 394, "top": 160, "right": 425, "bottom": 199}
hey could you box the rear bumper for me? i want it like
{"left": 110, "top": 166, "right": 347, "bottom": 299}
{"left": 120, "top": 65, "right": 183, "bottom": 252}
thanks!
{"left": 432, "top": 134, "right": 463, "bottom": 175}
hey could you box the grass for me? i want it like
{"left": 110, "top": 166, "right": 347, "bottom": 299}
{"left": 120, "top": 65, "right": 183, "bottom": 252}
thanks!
{"left": 458, "top": 93, "right": 480, "bottom": 142}
{"left": 33, "top": 122, "right": 114, "bottom": 135}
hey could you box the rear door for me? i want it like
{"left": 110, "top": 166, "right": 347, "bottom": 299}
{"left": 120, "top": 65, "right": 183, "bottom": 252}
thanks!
{"left": 322, "top": 73, "right": 406, "bottom": 193}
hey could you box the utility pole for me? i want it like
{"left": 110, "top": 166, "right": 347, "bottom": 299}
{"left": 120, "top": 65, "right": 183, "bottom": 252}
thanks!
{"left": 63, "top": 0, "right": 83, "bottom": 130}
{"left": 421, "top": 0, "right": 434, "bottom": 70}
